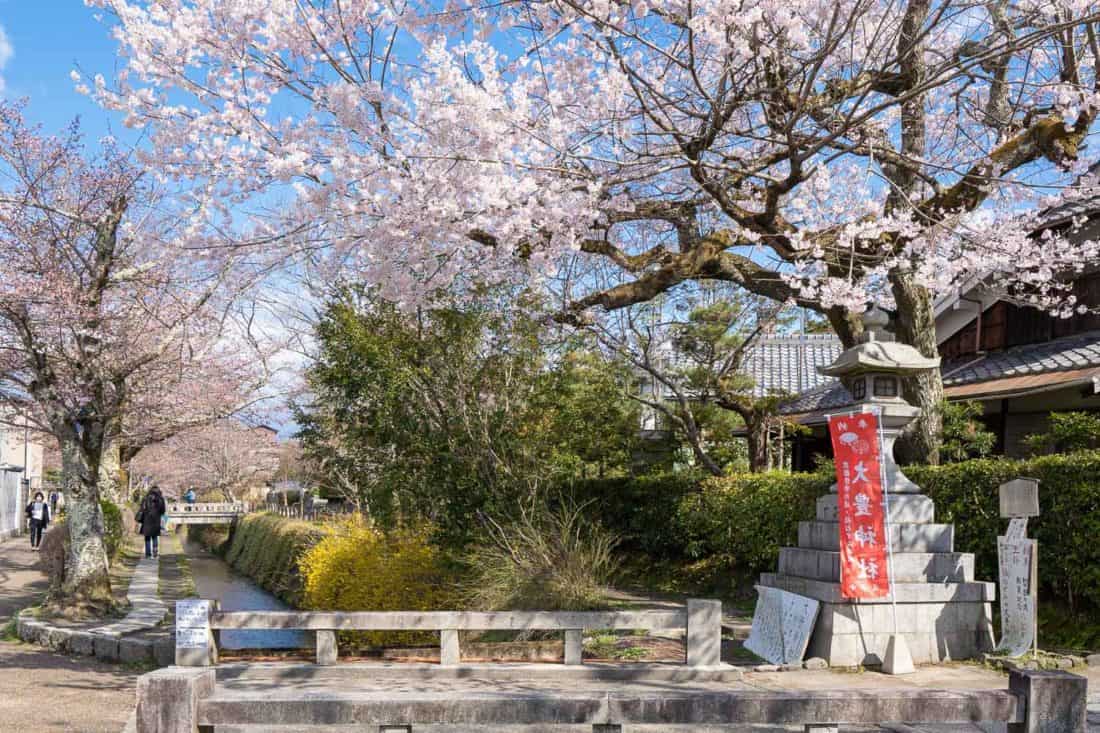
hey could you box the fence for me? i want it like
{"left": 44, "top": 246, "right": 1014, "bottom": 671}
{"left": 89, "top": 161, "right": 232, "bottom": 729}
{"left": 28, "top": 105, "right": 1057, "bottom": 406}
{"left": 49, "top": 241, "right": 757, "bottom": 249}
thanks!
{"left": 264, "top": 500, "right": 355, "bottom": 521}
{"left": 174, "top": 599, "right": 723, "bottom": 668}
{"left": 0, "top": 471, "right": 23, "bottom": 538}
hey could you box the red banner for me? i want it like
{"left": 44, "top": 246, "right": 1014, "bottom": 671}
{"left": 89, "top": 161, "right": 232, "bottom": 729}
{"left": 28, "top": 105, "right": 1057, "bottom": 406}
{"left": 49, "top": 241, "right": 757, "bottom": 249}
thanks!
{"left": 828, "top": 412, "right": 890, "bottom": 599}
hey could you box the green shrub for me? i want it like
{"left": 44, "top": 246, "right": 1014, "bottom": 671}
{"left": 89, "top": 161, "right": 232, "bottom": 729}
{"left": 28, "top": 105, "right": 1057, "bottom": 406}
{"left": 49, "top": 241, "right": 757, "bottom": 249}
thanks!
{"left": 1023, "top": 411, "right": 1100, "bottom": 455}
{"left": 223, "top": 513, "right": 329, "bottom": 605}
{"left": 563, "top": 472, "right": 702, "bottom": 559}
{"left": 676, "top": 471, "right": 829, "bottom": 586}
{"left": 940, "top": 400, "right": 996, "bottom": 462}
{"left": 99, "top": 499, "right": 124, "bottom": 560}
{"left": 462, "top": 501, "right": 620, "bottom": 612}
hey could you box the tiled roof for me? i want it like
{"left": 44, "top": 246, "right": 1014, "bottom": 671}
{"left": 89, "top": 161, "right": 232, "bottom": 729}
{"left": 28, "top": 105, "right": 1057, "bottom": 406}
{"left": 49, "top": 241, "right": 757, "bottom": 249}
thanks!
{"left": 743, "top": 334, "right": 843, "bottom": 397}
{"left": 941, "top": 331, "right": 1100, "bottom": 385}
{"left": 780, "top": 330, "right": 1100, "bottom": 416}
{"left": 1033, "top": 161, "right": 1100, "bottom": 230}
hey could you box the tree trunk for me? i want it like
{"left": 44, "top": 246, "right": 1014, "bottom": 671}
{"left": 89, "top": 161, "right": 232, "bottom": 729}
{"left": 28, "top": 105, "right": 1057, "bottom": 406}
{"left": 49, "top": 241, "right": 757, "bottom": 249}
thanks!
{"left": 59, "top": 435, "right": 112, "bottom": 608}
{"left": 97, "top": 439, "right": 123, "bottom": 504}
{"left": 891, "top": 270, "right": 944, "bottom": 466}
{"left": 746, "top": 415, "right": 768, "bottom": 473}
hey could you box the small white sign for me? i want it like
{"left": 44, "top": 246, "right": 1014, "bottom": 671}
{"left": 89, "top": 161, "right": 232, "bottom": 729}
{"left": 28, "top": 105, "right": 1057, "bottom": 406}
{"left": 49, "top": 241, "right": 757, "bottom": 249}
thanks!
{"left": 744, "top": 586, "right": 820, "bottom": 665}
{"left": 176, "top": 600, "right": 211, "bottom": 629}
{"left": 175, "top": 627, "right": 209, "bottom": 649}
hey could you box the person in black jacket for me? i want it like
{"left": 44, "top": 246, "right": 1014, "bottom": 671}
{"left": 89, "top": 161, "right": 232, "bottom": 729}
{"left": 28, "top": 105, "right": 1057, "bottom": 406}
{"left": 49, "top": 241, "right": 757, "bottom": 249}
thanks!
{"left": 136, "top": 486, "right": 167, "bottom": 559}
{"left": 25, "top": 491, "right": 50, "bottom": 550}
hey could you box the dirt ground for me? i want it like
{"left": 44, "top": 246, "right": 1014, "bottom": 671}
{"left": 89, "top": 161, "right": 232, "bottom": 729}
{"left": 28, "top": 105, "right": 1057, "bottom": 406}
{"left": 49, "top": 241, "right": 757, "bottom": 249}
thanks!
{"left": 0, "top": 536, "right": 138, "bottom": 733}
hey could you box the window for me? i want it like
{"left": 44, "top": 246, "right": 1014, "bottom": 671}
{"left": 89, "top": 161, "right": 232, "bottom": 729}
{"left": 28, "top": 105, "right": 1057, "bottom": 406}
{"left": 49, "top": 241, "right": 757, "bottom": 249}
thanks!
{"left": 873, "top": 376, "right": 899, "bottom": 398}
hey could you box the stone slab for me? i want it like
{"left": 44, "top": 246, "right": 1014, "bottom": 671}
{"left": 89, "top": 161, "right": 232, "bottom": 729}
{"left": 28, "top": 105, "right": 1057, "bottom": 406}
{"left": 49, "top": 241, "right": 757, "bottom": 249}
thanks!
{"left": 817, "top": 494, "right": 934, "bottom": 524}
{"left": 215, "top": 661, "right": 745, "bottom": 683}
{"left": 777, "top": 548, "right": 974, "bottom": 583}
{"left": 211, "top": 608, "right": 689, "bottom": 631}
{"left": 687, "top": 599, "right": 722, "bottom": 668}
{"left": 759, "top": 573, "right": 995, "bottom": 605}
{"left": 798, "top": 521, "right": 954, "bottom": 553}
{"left": 194, "top": 682, "right": 1022, "bottom": 728}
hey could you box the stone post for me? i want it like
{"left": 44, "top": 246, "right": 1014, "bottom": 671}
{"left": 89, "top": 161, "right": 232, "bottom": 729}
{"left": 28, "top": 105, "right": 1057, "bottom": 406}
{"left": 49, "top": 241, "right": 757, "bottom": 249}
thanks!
{"left": 440, "top": 629, "right": 460, "bottom": 666}
{"left": 564, "top": 629, "right": 583, "bottom": 665}
{"left": 1008, "top": 668, "right": 1087, "bottom": 733}
{"left": 686, "top": 599, "right": 722, "bottom": 667}
{"left": 136, "top": 666, "right": 215, "bottom": 733}
{"left": 316, "top": 630, "right": 337, "bottom": 666}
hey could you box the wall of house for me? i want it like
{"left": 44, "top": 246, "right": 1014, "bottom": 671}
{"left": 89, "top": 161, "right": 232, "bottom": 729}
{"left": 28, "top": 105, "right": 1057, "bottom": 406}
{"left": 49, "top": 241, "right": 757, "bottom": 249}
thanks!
{"left": 940, "top": 271, "right": 1100, "bottom": 360}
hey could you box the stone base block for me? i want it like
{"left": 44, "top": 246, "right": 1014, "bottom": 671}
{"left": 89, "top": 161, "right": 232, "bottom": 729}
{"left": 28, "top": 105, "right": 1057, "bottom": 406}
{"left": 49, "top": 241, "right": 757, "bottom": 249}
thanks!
{"left": 798, "top": 521, "right": 954, "bottom": 553}
{"left": 120, "top": 637, "right": 156, "bottom": 665}
{"left": 94, "top": 634, "right": 120, "bottom": 662}
{"left": 777, "top": 547, "right": 974, "bottom": 583}
{"left": 759, "top": 573, "right": 995, "bottom": 604}
{"left": 806, "top": 599, "right": 995, "bottom": 667}
{"left": 817, "top": 494, "right": 934, "bottom": 524}
{"left": 69, "top": 631, "right": 96, "bottom": 656}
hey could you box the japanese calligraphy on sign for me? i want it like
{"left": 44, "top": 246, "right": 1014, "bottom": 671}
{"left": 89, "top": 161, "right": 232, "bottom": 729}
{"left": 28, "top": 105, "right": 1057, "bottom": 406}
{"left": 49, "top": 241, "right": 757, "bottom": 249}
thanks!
{"left": 176, "top": 600, "right": 211, "bottom": 650}
{"left": 744, "top": 586, "right": 820, "bottom": 665}
{"left": 995, "top": 518, "right": 1035, "bottom": 657}
{"left": 828, "top": 412, "right": 890, "bottom": 599}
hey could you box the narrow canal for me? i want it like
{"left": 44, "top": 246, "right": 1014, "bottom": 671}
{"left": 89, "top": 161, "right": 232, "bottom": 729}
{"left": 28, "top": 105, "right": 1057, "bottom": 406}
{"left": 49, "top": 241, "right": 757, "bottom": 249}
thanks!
{"left": 181, "top": 535, "right": 307, "bottom": 650}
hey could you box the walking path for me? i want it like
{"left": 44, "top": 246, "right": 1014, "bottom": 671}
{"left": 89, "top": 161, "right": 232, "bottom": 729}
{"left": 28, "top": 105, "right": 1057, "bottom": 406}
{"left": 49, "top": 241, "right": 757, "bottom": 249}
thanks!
{"left": 0, "top": 535, "right": 140, "bottom": 733}
{"left": 90, "top": 554, "right": 167, "bottom": 636}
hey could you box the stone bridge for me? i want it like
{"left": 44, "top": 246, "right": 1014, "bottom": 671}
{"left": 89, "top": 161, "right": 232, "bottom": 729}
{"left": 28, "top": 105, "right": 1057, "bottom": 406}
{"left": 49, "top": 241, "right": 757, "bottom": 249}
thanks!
{"left": 165, "top": 502, "right": 249, "bottom": 526}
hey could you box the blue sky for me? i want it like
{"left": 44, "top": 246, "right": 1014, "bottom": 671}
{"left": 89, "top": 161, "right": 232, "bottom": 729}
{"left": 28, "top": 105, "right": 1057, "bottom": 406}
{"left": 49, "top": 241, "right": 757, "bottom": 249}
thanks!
{"left": 0, "top": 3, "right": 125, "bottom": 137}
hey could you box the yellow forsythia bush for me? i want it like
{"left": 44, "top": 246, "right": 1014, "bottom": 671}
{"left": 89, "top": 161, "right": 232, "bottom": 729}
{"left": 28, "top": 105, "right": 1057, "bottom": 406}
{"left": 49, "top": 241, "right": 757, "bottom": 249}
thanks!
{"left": 298, "top": 517, "right": 455, "bottom": 649}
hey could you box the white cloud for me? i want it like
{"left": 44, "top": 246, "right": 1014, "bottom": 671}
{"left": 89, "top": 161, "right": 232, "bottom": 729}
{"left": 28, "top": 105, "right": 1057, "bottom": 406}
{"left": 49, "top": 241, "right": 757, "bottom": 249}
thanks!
{"left": 0, "top": 25, "right": 12, "bottom": 95}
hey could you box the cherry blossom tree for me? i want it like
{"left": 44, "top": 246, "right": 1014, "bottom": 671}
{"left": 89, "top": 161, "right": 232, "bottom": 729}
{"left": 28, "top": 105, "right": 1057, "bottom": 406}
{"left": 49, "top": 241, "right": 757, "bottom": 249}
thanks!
{"left": 0, "top": 101, "right": 258, "bottom": 609}
{"left": 131, "top": 420, "right": 281, "bottom": 502}
{"left": 86, "top": 0, "right": 1100, "bottom": 462}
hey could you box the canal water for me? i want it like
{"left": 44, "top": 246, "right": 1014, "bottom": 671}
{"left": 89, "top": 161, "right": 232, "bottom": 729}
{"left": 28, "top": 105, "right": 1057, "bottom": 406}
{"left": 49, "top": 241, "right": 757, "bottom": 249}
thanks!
{"left": 181, "top": 536, "right": 307, "bottom": 650}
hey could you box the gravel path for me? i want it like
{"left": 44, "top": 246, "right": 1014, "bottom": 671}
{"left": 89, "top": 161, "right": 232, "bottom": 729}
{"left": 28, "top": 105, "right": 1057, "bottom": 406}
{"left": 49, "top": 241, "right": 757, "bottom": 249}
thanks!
{"left": 0, "top": 536, "right": 138, "bottom": 733}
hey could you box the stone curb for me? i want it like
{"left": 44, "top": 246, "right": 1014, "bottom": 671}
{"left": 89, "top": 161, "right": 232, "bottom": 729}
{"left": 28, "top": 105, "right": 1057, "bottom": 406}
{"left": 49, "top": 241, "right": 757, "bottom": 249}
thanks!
{"left": 15, "top": 610, "right": 174, "bottom": 668}
{"left": 748, "top": 656, "right": 829, "bottom": 673}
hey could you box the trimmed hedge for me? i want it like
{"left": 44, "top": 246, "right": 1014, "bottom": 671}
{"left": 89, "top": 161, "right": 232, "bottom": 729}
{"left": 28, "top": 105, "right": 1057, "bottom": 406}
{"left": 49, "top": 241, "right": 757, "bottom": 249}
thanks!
{"left": 911, "top": 451, "right": 1100, "bottom": 613}
{"left": 569, "top": 451, "right": 1100, "bottom": 614}
{"left": 223, "top": 513, "right": 328, "bottom": 605}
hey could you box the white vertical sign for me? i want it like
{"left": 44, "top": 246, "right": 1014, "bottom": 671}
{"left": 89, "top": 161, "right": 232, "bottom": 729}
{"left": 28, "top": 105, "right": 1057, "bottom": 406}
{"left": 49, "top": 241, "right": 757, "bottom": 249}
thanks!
{"left": 995, "top": 518, "right": 1034, "bottom": 657}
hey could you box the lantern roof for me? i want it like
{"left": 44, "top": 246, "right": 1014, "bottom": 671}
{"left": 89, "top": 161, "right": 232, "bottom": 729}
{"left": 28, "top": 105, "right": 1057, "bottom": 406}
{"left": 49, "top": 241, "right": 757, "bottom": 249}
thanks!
{"left": 818, "top": 307, "right": 940, "bottom": 378}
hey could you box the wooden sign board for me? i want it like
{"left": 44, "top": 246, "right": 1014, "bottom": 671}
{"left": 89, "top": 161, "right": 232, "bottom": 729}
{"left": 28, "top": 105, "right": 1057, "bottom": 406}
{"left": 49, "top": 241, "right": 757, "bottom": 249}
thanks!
{"left": 999, "top": 478, "right": 1039, "bottom": 519}
{"left": 744, "top": 586, "right": 820, "bottom": 665}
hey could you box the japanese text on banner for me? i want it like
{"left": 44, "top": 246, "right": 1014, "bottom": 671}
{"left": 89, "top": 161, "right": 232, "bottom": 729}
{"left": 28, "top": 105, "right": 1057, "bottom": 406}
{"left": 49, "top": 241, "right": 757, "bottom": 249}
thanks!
{"left": 828, "top": 412, "right": 890, "bottom": 599}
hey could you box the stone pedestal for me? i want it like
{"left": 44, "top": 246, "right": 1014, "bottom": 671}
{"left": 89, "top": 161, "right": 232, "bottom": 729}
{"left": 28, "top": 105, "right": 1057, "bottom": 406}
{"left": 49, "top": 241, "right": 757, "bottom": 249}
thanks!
{"left": 757, "top": 492, "right": 996, "bottom": 667}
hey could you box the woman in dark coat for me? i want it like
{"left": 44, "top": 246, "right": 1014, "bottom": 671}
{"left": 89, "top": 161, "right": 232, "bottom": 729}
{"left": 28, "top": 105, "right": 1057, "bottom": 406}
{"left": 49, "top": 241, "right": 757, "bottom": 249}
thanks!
{"left": 25, "top": 491, "right": 50, "bottom": 550}
{"left": 137, "top": 486, "right": 167, "bottom": 558}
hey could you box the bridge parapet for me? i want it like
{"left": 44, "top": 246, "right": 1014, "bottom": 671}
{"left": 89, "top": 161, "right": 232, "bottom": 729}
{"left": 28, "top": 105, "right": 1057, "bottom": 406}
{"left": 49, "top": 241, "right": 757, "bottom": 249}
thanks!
{"left": 165, "top": 502, "right": 248, "bottom": 525}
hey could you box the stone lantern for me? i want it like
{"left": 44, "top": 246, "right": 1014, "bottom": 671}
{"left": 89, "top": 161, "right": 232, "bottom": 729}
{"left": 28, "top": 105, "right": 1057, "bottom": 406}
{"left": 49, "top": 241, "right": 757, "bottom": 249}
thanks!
{"left": 754, "top": 308, "right": 995, "bottom": 668}
{"left": 816, "top": 306, "right": 940, "bottom": 495}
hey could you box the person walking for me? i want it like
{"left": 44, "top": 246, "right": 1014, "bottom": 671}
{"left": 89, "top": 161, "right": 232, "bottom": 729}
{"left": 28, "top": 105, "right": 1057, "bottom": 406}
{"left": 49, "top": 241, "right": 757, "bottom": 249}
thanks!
{"left": 184, "top": 487, "right": 196, "bottom": 505}
{"left": 136, "top": 485, "right": 167, "bottom": 559}
{"left": 25, "top": 491, "right": 50, "bottom": 550}
{"left": 48, "top": 490, "right": 59, "bottom": 516}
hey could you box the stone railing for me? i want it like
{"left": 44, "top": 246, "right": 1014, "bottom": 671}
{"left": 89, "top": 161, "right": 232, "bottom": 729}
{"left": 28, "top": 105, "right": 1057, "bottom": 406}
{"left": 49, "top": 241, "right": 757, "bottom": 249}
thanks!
{"left": 175, "top": 599, "right": 723, "bottom": 668}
